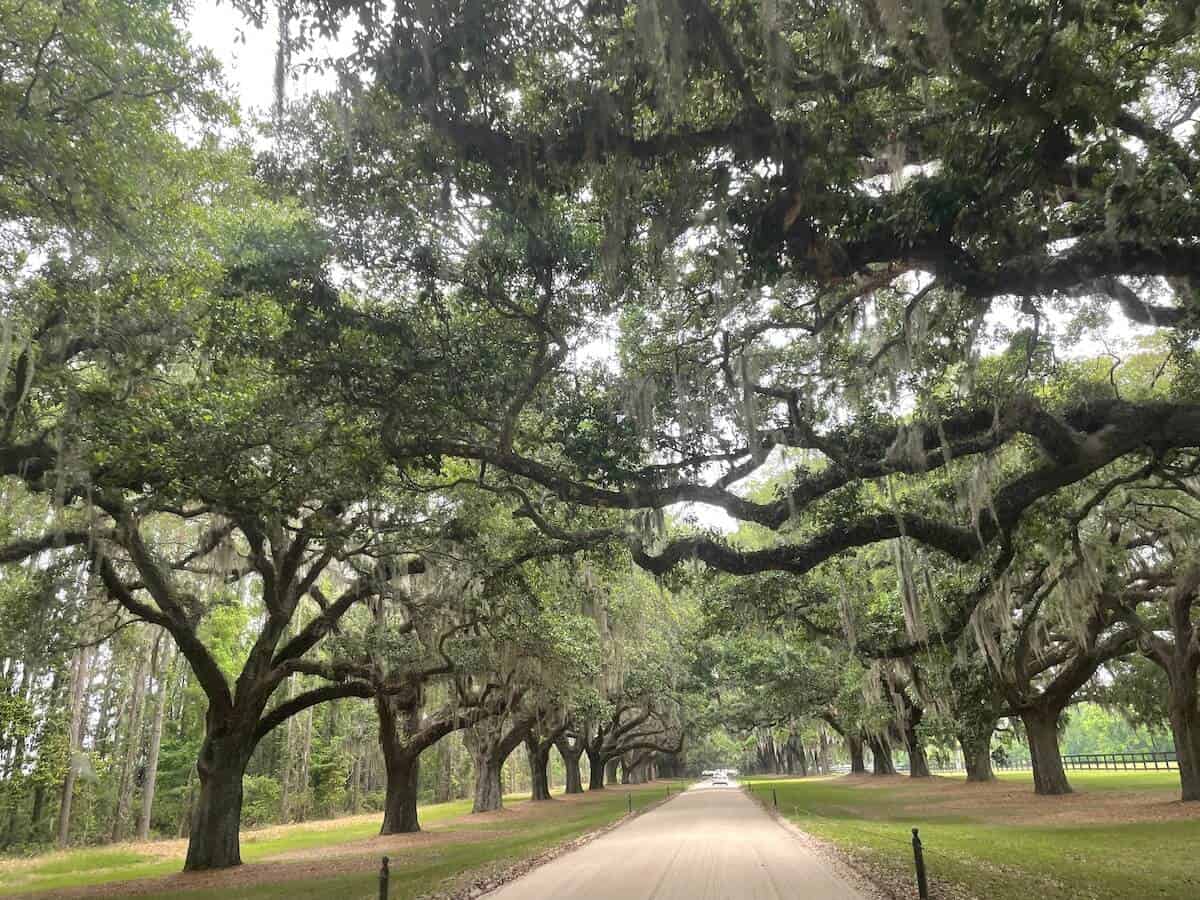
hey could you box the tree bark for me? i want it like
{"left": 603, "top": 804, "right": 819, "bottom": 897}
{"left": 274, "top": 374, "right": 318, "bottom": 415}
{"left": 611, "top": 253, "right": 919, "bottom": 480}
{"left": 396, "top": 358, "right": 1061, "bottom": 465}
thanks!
{"left": 960, "top": 730, "right": 995, "bottom": 783}
{"left": 526, "top": 736, "right": 553, "bottom": 801}
{"left": 586, "top": 747, "right": 605, "bottom": 790}
{"left": 381, "top": 750, "right": 421, "bottom": 833}
{"left": 557, "top": 739, "right": 584, "bottom": 794}
{"left": 377, "top": 693, "right": 425, "bottom": 834}
{"left": 1021, "top": 707, "right": 1072, "bottom": 795}
{"left": 868, "top": 736, "right": 896, "bottom": 776}
{"left": 464, "top": 717, "right": 530, "bottom": 813}
{"left": 472, "top": 752, "right": 504, "bottom": 812}
{"left": 1167, "top": 670, "right": 1200, "bottom": 802}
{"left": 847, "top": 734, "right": 866, "bottom": 774}
{"left": 184, "top": 729, "right": 253, "bottom": 870}
{"left": 905, "top": 722, "right": 931, "bottom": 778}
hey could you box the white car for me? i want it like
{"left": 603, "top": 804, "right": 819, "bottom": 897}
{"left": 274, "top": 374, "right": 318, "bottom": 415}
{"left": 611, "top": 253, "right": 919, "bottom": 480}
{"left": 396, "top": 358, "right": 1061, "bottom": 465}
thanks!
{"left": 711, "top": 772, "right": 728, "bottom": 786}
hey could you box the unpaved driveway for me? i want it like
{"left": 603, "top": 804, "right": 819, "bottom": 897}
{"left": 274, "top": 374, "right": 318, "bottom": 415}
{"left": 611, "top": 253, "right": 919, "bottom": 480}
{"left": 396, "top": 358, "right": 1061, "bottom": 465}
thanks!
{"left": 485, "top": 783, "right": 868, "bottom": 899}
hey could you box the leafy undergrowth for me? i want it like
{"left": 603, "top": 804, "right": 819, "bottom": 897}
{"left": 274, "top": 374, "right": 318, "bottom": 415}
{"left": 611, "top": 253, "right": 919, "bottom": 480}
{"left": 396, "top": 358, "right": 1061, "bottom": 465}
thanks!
{"left": 0, "top": 784, "right": 677, "bottom": 898}
{"left": 743, "top": 771, "right": 1200, "bottom": 900}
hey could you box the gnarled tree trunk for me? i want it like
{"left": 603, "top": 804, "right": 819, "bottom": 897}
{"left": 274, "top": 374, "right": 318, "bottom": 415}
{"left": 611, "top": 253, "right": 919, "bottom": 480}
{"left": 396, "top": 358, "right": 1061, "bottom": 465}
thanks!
{"left": 586, "top": 746, "right": 606, "bottom": 790}
{"left": 381, "top": 750, "right": 420, "bottom": 833}
{"left": 959, "top": 726, "right": 995, "bottom": 783}
{"left": 557, "top": 738, "right": 585, "bottom": 794}
{"left": 526, "top": 735, "right": 553, "bottom": 801}
{"left": 1167, "top": 669, "right": 1200, "bottom": 802}
{"left": 184, "top": 727, "right": 254, "bottom": 871}
{"left": 377, "top": 694, "right": 423, "bottom": 834}
{"left": 847, "top": 734, "right": 866, "bottom": 774}
{"left": 1021, "top": 707, "right": 1071, "bottom": 795}
{"left": 472, "top": 753, "right": 504, "bottom": 812}
{"left": 905, "top": 721, "right": 930, "bottom": 778}
{"left": 868, "top": 736, "right": 896, "bottom": 776}
{"left": 465, "top": 716, "right": 531, "bottom": 813}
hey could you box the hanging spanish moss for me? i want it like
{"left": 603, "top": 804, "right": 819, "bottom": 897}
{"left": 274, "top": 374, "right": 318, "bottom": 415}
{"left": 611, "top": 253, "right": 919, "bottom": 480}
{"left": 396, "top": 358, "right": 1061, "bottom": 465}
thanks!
{"left": 892, "top": 538, "right": 927, "bottom": 643}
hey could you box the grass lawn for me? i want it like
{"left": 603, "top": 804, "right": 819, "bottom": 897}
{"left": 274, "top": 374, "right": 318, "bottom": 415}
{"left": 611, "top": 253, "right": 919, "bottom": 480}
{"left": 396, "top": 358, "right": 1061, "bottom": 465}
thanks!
{"left": 743, "top": 771, "right": 1200, "bottom": 900}
{"left": 0, "top": 783, "right": 682, "bottom": 899}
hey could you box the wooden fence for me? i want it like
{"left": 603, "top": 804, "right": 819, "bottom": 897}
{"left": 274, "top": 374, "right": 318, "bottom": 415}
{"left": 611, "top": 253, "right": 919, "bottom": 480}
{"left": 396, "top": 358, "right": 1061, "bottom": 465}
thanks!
{"left": 993, "top": 750, "right": 1177, "bottom": 771}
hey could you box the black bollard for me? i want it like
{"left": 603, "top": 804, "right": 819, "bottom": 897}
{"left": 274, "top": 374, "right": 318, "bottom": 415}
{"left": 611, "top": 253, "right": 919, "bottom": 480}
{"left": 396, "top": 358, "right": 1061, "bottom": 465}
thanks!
{"left": 379, "top": 855, "right": 390, "bottom": 900}
{"left": 772, "top": 787, "right": 777, "bottom": 808}
{"left": 627, "top": 792, "right": 632, "bottom": 813}
{"left": 911, "top": 828, "right": 929, "bottom": 899}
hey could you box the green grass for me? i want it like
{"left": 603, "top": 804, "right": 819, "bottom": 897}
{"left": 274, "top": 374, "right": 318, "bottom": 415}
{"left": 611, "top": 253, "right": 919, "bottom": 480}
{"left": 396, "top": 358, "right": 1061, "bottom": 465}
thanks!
{"left": 0, "top": 785, "right": 673, "bottom": 898}
{"left": 743, "top": 771, "right": 1200, "bottom": 900}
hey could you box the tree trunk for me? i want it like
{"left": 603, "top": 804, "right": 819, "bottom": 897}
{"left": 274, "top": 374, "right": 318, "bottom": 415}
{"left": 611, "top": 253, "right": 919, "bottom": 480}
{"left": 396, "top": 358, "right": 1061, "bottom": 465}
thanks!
{"left": 1021, "top": 707, "right": 1072, "bottom": 795}
{"left": 381, "top": 750, "right": 420, "bottom": 833}
{"left": 184, "top": 731, "right": 252, "bottom": 870}
{"left": 376, "top": 692, "right": 427, "bottom": 833}
{"left": 56, "top": 644, "right": 93, "bottom": 847}
{"left": 1167, "top": 671, "right": 1200, "bottom": 802}
{"left": 905, "top": 723, "right": 931, "bottom": 778}
{"left": 137, "top": 642, "right": 173, "bottom": 840}
{"left": 472, "top": 751, "right": 504, "bottom": 812}
{"left": 586, "top": 747, "right": 605, "bottom": 790}
{"left": 294, "top": 708, "right": 313, "bottom": 821}
{"left": 112, "top": 643, "right": 150, "bottom": 841}
{"left": 868, "top": 736, "right": 896, "bottom": 776}
{"left": 279, "top": 675, "right": 297, "bottom": 823}
{"left": 848, "top": 735, "right": 866, "bottom": 774}
{"left": 960, "top": 731, "right": 995, "bottom": 783}
{"left": 558, "top": 741, "right": 584, "bottom": 794}
{"left": 90, "top": 652, "right": 119, "bottom": 758}
{"left": 526, "top": 737, "right": 552, "bottom": 801}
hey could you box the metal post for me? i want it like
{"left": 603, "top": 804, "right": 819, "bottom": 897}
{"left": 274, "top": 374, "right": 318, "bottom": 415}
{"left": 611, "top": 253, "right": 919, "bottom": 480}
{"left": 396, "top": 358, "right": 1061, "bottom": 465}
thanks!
{"left": 379, "top": 855, "right": 390, "bottom": 900}
{"left": 911, "top": 829, "right": 929, "bottom": 900}
{"left": 772, "top": 787, "right": 777, "bottom": 809}
{"left": 627, "top": 792, "right": 633, "bottom": 813}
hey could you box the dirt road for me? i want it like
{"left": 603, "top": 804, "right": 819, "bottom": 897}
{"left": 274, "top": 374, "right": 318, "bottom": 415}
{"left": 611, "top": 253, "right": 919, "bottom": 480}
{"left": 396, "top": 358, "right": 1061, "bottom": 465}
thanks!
{"left": 485, "top": 783, "right": 869, "bottom": 899}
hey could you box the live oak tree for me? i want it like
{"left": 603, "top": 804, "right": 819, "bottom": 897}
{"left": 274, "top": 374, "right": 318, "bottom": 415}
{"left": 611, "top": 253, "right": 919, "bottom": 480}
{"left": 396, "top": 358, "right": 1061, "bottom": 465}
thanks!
{"left": 1074, "top": 473, "right": 1200, "bottom": 801}
{"left": 250, "top": 0, "right": 1195, "bottom": 563}
{"left": 0, "top": 169, "right": 431, "bottom": 867}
